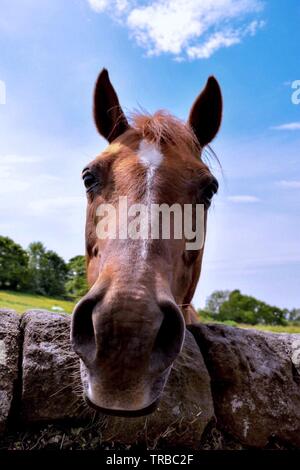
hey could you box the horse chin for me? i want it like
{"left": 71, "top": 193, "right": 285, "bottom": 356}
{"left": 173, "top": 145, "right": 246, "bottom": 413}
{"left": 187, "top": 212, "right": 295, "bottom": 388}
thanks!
{"left": 83, "top": 394, "right": 160, "bottom": 417}
{"left": 79, "top": 359, "right": 170, "bottom": 417}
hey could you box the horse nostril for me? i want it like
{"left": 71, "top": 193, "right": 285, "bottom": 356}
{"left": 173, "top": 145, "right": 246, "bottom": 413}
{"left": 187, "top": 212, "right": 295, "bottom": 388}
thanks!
{"left": 150, "top": 301, "right": 185, "bottom": 374}
{"left": 71, "top": 295, "right": 97, "bottom": 364}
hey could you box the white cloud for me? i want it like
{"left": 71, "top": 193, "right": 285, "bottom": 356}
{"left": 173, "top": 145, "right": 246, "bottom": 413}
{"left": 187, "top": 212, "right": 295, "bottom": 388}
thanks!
{"left": 88, "top": 0, "right": 129, "bottom": 13}
{"left": 228, "top": 195, "right": 260, "bottom": 203}
{"left": 187, "top": 30, "right": 241, "bottom": 59}
{"left": 271, "top": 122, "right": 300, "bottom": 131}
{"left": 187, "top": 19, "right": 264, "bottom": 59}
{"left": 87, "top": 0, "right": 265, "bottom": 59}
{"left": 277, "top": 180, "right": 300, "bottom": 189}
{"left": 88, "top": 0, "right": 109, "bottom": 12}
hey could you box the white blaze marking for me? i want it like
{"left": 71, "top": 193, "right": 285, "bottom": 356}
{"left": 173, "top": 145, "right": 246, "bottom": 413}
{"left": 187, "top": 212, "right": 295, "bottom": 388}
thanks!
{"left": 137, "top": 139, "right": 163, "bottom": 257}
{"left": 139, "top": 139, "right": 163, "bottom": 168}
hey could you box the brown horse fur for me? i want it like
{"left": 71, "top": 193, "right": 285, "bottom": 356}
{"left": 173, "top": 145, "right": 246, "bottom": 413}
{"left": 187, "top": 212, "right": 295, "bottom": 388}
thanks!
{"left": 71, "top": 69, "right": 222, "bottom": 416}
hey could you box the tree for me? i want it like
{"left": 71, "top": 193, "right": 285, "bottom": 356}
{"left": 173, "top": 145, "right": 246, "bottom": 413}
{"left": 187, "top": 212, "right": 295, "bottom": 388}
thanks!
{"left": 65, "top": 255, "right": 88, "bottom": 298}
{"left": 0, "top": 235, "right": 29, "bottom": 290}
{"left": 288, "top": 308, "right": 300, "bottom": 324}
{"left": 205, "top": 290, "right": 230, "bottom": 316}
{"left": 43, "top": 250, "right": 68, "bottom": 297}
{"left": 27, "top": 242, "right": 46, "bottom": 294}
{"left": 27, "top": 242, "right": 67, "bottom": 297}
{"left": 217, "top": 290, "right": 287, "bottom": 326}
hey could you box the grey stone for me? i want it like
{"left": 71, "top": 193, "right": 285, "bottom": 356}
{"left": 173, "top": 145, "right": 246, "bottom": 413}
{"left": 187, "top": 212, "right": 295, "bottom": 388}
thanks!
{"left": 189, "top": 323, "right": 300, "bottom": 448}
{"left": 20, "top": 310, "right": 86, "bottom": 423}
{"left": 0, "top": 309, "right": 20, "bottom": 435}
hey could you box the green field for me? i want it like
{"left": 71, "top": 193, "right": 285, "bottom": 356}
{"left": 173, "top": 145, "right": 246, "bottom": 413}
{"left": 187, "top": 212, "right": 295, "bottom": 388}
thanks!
{"left": 205, "top": 320, "right": 300, "bottom": 334}
{"left": 200, "top": 318, "right": 300, "bottom": 333}
{"left": 0, "top": 290, "right": 300, "bottom": 333}
{"left": 0, "top": 290, "right": 75, "bottom": 314}
{"left": 237, "top": 323, "right": 300, "bottom": 333}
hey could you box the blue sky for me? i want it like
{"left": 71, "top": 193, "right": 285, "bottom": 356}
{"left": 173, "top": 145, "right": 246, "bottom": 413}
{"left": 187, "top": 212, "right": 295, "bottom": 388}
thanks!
{"left": 0, "top": 0, "right": 299, "bottom": 309}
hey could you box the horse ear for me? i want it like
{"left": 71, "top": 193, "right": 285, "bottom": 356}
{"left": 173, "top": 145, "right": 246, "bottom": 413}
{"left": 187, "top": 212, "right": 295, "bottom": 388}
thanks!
{"left": 93, "top": 69, "right": 129, "bottom": 143}
{"left": 188, "top": 76, "right": 222, "bottom": 148}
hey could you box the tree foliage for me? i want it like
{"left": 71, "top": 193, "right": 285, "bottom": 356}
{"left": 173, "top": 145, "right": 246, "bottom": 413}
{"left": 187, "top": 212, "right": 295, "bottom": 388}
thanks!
{"left": 205, "top": 289, "right": 288, "bottom": 326}
{"left": 288, "top": 308, "right": 300, "bottom": 324}
{"left": 205, "top": 290, "right": 230, "bottom": 316}
{"left": 65, "top": 255, "right": 88, "bottom": 298}
{"left": 0, "top": 235, "right": 89, "bottom": 299}
{"left": 27, "top": 242, "right": 68, "bottom": 297}
{"left": 0, "top": 236, "right": 29, "bottom": 290}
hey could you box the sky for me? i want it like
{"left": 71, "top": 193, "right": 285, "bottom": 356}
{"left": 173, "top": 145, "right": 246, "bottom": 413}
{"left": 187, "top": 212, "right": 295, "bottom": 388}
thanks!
{"left": 0, "top": 0, "right": 299, "bottom": 309}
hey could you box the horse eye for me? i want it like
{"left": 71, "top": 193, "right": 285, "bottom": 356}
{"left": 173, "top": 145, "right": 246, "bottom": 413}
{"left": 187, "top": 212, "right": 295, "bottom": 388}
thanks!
{"left": 202, "top": 177, "right": 218, "bottom": 208}
{"left": 82, "top": 171, "right": 98, "bottom": 191}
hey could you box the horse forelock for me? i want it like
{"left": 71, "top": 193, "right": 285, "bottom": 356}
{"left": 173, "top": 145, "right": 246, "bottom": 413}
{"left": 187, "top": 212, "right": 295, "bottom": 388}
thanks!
{"left": 128, "top": 111, "right": 201, "bottom": 157}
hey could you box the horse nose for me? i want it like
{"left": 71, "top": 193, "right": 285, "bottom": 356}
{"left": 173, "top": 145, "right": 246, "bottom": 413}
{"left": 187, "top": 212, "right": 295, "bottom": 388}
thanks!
{"left": 70, "top": 280, "right": 108, "bottom": 364}
{"left": 71, "top": 289, "right": 185, "bottom": 412}
{"left": 149, "top": 300, "right": 185, "bottom": 373}
{"left": 70, "top": 293, "right": 98, "bottom": 366}
{"left": 71, "top": 293, "right": 185, "bottom": 370}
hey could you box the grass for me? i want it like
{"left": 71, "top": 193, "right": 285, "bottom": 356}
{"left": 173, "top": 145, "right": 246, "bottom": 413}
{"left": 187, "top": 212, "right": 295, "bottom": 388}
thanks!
{"left": 0, "top": 290, "right": 75, "bottom": 314}
{"left": 238, "top": 323, "right": 300, "bottom": 334}
{"left": 201, "top": 317, "right": 300, "bottom": 334}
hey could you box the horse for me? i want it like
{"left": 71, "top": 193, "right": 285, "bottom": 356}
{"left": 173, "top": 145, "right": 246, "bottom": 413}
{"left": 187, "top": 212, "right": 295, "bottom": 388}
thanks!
{"left": 71, "top": 69, "right": 222, "bottom": 416}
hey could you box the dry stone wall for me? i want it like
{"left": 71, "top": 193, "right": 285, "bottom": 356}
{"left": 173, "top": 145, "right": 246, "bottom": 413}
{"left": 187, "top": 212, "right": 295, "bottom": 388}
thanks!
{"left": 0, "top": 309, "right": 300, "bottom": 450}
